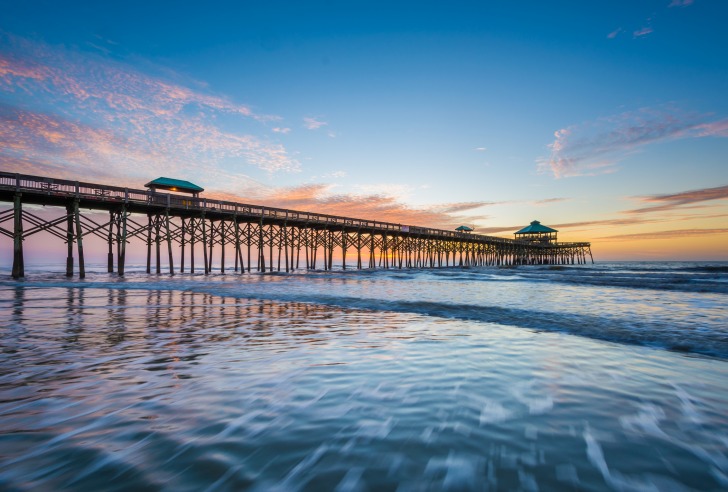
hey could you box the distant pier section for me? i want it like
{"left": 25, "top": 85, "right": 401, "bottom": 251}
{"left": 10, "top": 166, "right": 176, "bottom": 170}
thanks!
{"left": 0, "top": 172, "right": 593, "bottom": 278}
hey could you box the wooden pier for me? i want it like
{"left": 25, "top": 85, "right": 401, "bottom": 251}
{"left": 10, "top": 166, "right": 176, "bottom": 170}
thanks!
{"left": 0, "top": 172, "right": 593, "bottom": 278}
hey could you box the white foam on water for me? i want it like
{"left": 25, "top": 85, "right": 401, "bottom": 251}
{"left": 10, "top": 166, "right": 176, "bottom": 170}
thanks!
{"left": 584, "top": 426, "right": 661, "bottom": 492}
{"left": 479, "top": 399, "right": 512, "bottom": 425}
{"left": 672, "top": 384, "right": 705, "bottom": 425}
{"left": 619, "top": 403, "right": 669, "bottom": 439}
{"left": 511, "top": 381, "right": 554, "bottom": 415}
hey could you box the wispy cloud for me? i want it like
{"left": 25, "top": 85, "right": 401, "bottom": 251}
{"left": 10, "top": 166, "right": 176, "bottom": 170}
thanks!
{"left": 597, "top": 228, "right": 728, "bottom": 241}
{"left": 436, "top": 201, "right": 496, "bottom": 214}
{"left": 272, "top": 127, "right": 291, "bottom": 134}
{"left": 0, "top": 33, "right": 300, "bottom": 186}
{"left": 633, "top": 26, "right": 654, "bottom": 38}
{"left": 474, "top": 147, "right": 487, "bottom": 151}
{"left": 533, "top": 197, "right": 568, "bottom": 205}
{"left": 669, "top": 0, "right": 694, "bottom": 7}
{"left": 607, "top": 28, "right": 623, "bottom": 39}
{"left": 303, "top": 117, "right": 327, "bottom": 130}
{"left": 541, "top": 106, "right": 728, "bottom": 178}
{"left": 625, "top": 185, "right": 728, "bottom": 214}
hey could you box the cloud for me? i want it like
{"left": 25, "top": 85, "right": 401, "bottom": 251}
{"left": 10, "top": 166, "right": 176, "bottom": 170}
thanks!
{"left": 541, "top": 106, "right": 728, "bottom": 178}
{"left": 597, "top": 228, "right": 728, "bottom": 242}
{"left": 625, "top": 184, "right": 728, "bottom": 214}
{"left": 436, "top": 201, "right": 496, "bottom": 214}
{"left": 303, "top": 117, "right": 327, "bottom": 130}
{"left": 220, "top": 183, "right": 508, "bottom": 231}
{"left": 250, "top": 183, "right": 466, "bottom": 229}
{"left": 669, "top": 0, "right": 694, "bottom": 7}
{"left": 633, "top": 26, "right": 654, "bottom": 38}
{"left": 607, "top": 28, "right": 623, "bottom": 39}
{"left": 272, "top": 127, "right": 291, "bottom": 134}
{"left": 474, "top": 147, "right": 487, "bottom": 151}
{"left": 533, "top": 198, "right": 568, "bottom": 205}
{"left": 0, "top": 33, "right": 299, "bottom": 182}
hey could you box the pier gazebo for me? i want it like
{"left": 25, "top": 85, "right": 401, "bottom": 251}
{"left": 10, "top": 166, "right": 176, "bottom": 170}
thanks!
{"left": 144, "top": 177, "right": 204, "bottom": 198}
{"left": 514, "top": 220, "right": 557, "bottom": 244}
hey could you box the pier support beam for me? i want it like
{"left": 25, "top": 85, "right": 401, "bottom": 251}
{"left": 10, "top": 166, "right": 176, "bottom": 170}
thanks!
{"left": 146, "top": 214, "right": 152, "bottom": 274}
{"left": 107, "top": 210, "right": 114, "bottom": 273}
{"left": 119, "top": 207, "right": 127, "bottom": 276}
{"left": 74, "top": 200, "right": 85, "bottom": 279}
{"left": 165, "top": 209, "right": 174, "bottom": 275}
{"left": 12, "top": 194, "right": 24, "bottom": 279}
{"left": 65, "top": 203, "right": 73, "bottom": 277}
{"left": 202, "top": 215, "right": 209, "bottom": 275}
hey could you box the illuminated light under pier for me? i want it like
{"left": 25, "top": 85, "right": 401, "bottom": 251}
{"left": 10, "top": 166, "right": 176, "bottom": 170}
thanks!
{"left": 0, "top": 171, "right": 593, "bottom": 278}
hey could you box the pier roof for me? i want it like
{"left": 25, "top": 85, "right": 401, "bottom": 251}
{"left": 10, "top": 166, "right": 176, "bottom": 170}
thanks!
{"left": 455, "top": 225, "right": 473, "bottom": 232}
{"left": 515, "top": 220, "right": 557, "bottom": 234}
{"left": 144, "top": 177, "right": 204, "bottom": 194}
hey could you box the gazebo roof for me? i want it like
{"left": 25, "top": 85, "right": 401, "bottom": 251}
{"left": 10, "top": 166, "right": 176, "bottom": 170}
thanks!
{"left": 455, "top": 225, "right": 473, "bottom": 232}
{"left": 144, "top": 177, "right": 204, "bottom": 194}
{"left": 515, "top": 220, "right": 557, "bottom": 234}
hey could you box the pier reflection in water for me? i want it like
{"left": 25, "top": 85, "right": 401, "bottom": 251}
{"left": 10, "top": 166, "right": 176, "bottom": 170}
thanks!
{"left": 1, "top": 285, "right": 727, "bottom": 491}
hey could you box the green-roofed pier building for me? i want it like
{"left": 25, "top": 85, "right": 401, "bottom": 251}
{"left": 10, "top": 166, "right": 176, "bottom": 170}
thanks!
{"left": 145, "top": 177, "right": 204, "bottom": 197}
{"left": 514, "top": 220, "right": 558, "bottom": 244}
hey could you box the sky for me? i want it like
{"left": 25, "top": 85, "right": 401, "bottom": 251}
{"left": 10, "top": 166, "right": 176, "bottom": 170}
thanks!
{"left": 1, "top": 0, "right": 727, "bottom": 260}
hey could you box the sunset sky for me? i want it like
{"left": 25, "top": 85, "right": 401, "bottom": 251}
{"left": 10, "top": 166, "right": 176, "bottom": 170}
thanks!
{"left": 1, "top": 0, "right": 727, "bottom": 260}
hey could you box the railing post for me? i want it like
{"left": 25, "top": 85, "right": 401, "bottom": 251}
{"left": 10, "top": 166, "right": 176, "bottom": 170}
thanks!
{"left": 75, "top": 182, "right": 79, "bottom": 197}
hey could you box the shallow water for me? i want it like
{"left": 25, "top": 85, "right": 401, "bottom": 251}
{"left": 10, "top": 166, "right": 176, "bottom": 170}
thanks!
{"left": 1, "top": 263, "right": 727, "bottom": 490}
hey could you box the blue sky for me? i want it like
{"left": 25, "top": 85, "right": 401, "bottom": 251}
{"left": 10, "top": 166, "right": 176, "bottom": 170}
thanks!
{"left": 1, "top": 0, "right": 727, "bottom": 259}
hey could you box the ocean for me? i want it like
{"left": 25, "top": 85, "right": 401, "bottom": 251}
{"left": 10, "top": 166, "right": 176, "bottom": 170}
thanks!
{"left": 1, "top": 262, "right": 727, "bottom": 491}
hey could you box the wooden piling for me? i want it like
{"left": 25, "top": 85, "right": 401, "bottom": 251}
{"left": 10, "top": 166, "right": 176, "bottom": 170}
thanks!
{"left": 66, "top": 202, "right": 74, "bottom": 277}
{"left": 12, "top": 194, "right": 24, "bottom": 279}
{"left": 107, "top": 210, "right": 114, "bottom": 273}
{"left": 165, "top": 209, "right": 174, "bottom": 275}
{"left": 74, "top": 200, "right": 85, "bottom": 279}
{"left": 119, "top": 207, "right": 127, "bottom": 276}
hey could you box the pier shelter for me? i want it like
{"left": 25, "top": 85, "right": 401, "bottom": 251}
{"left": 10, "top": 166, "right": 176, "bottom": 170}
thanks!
{"left": 144, "top": 178, "right": 204, "bottom": 198}
{"left": 514, "top": 220, "right": 558, "bottom": 244}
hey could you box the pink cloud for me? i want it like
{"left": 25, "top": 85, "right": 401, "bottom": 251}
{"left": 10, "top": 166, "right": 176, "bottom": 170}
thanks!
{"left": 0, "top": 33, "right": 299, "bottom": 179}
{"left": 541, "top": 106, "right": 728, "bottom": 178}
{"left": 625, "top": 185, "right": 728, "bottom": 214}
{"left": 303, "top": 117, "right": 327, "bottom": 130}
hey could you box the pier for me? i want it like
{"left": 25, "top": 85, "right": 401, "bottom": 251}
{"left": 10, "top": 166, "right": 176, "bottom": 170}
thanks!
{"left": 0, "top": 171, "right": 593, "bottom": 278}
